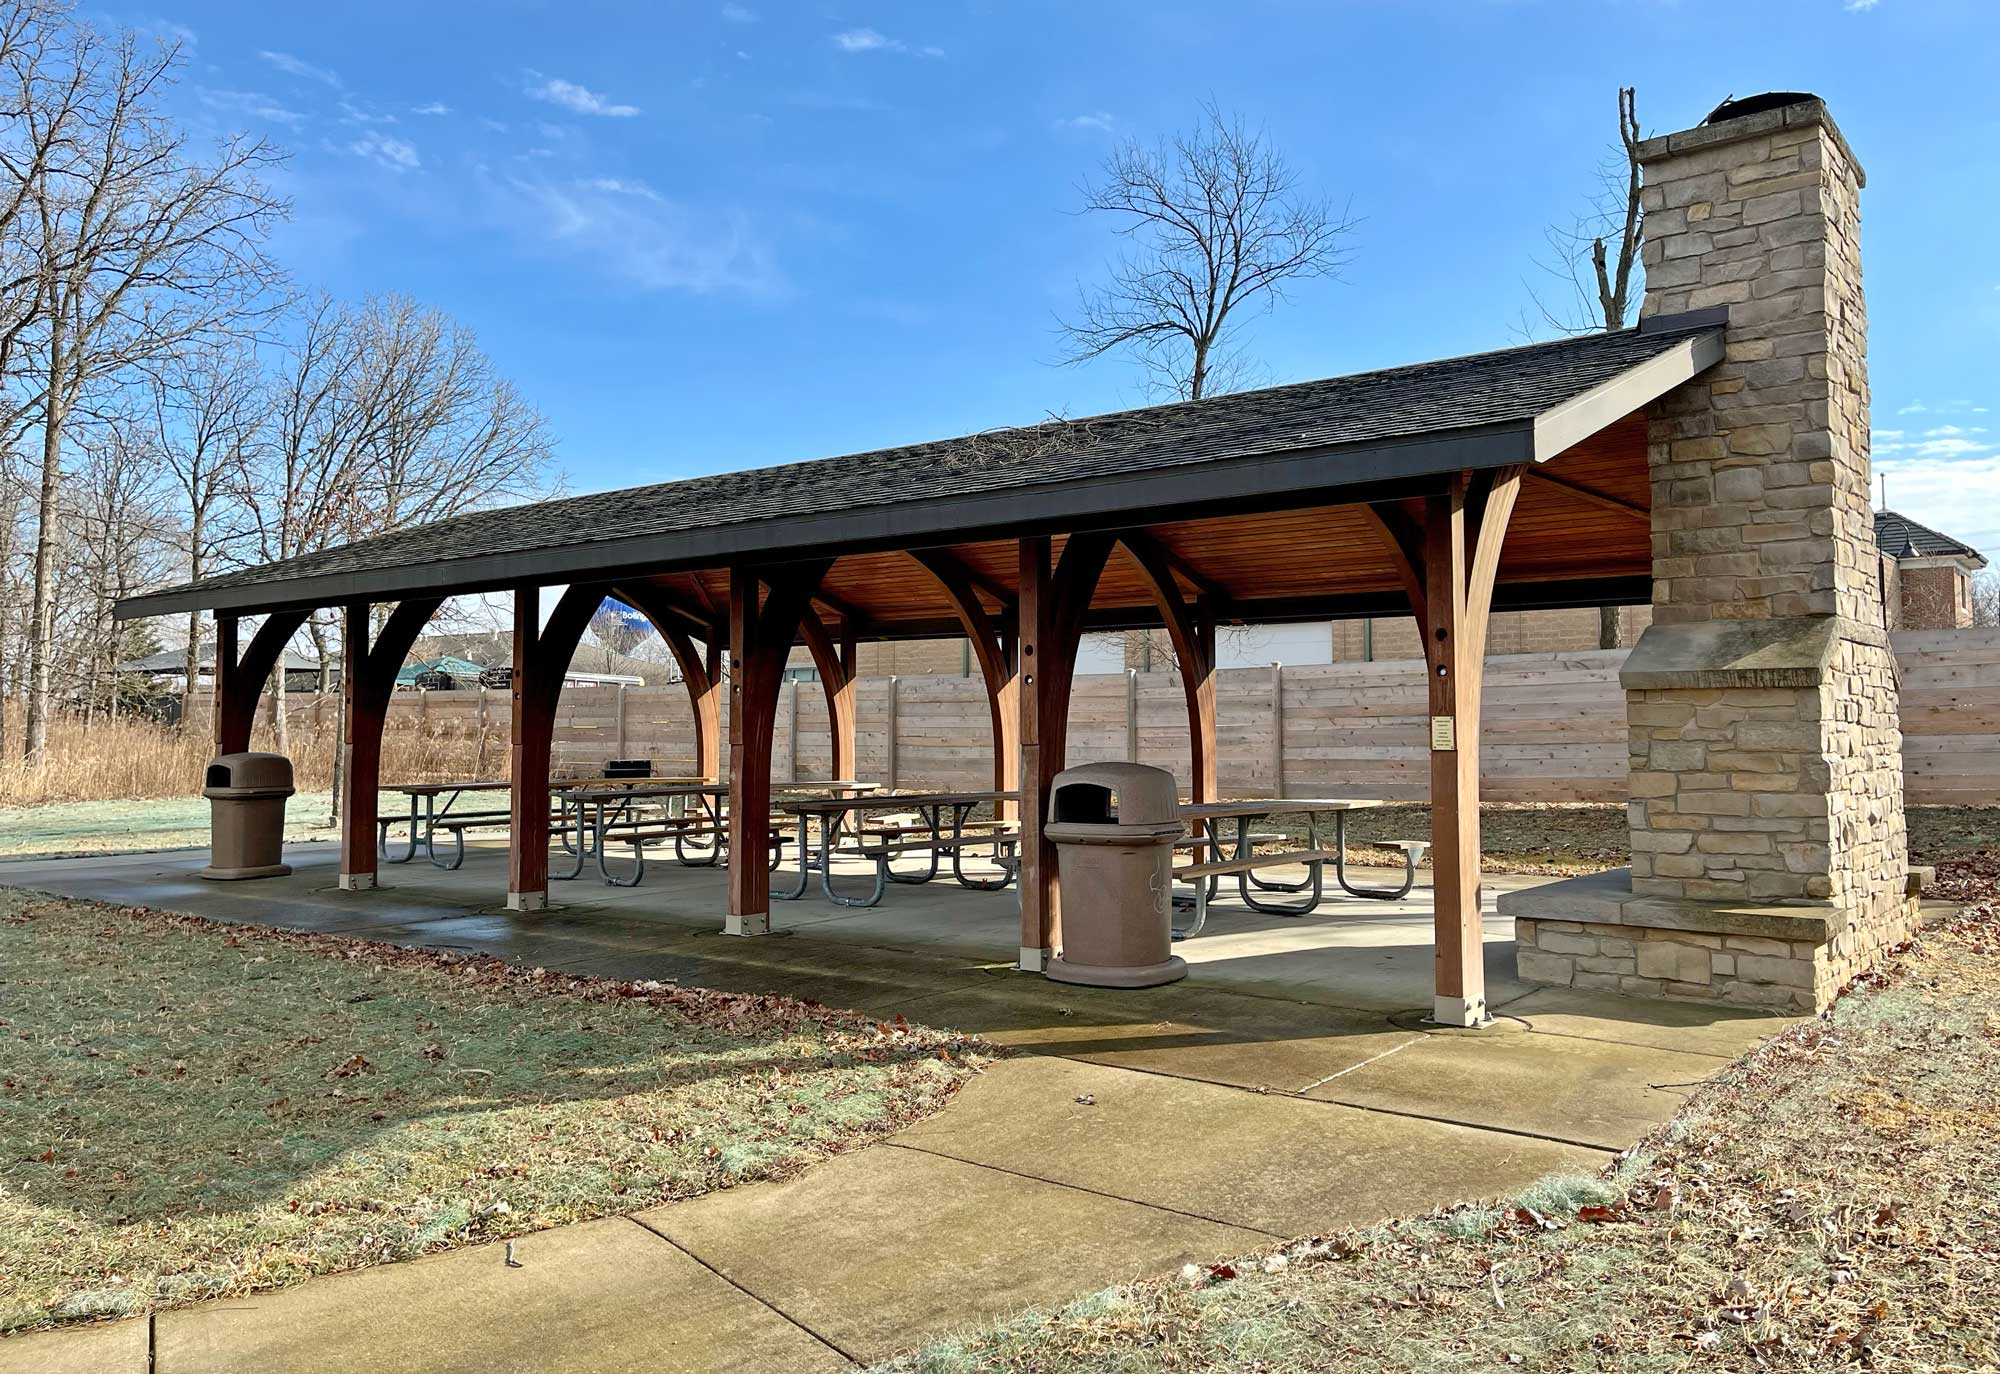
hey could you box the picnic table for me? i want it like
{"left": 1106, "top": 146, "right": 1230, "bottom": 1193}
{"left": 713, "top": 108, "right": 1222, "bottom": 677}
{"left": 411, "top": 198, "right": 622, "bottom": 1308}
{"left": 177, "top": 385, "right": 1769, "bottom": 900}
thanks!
{"left": 1172, "top": 799, "right": 1428, "bottom": 938}
{"left": 778, "top": 790, "right": 1020, "bottom": 907}
{"left": 382, "top": 777, "right": 707, "bottom": 870}
{"left": 557, "top": 779, "right": 881, "bottom": 887}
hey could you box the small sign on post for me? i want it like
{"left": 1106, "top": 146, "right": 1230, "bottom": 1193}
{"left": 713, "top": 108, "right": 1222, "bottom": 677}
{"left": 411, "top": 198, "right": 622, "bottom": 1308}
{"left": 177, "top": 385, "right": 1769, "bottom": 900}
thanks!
{"left": 1429, "top": 715, "right": 1456, "bottom": 752}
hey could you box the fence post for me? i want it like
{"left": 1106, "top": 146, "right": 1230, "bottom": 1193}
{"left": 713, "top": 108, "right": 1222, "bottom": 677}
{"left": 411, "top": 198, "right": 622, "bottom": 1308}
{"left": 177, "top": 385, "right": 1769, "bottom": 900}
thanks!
{"left": 787, "top": 677, "right": 801, "bottom": 782}
{"left": 1270, "top": 661, "right": 1285, "bottom": 798}
{"left": 615, "top": 682, "right": 628, "bottom": 758}
{"left": 885, "top": 675, "right": 900, "bottom": 789}
{"left": 1126, "top": 668, "right": 1139, "bottom": 762}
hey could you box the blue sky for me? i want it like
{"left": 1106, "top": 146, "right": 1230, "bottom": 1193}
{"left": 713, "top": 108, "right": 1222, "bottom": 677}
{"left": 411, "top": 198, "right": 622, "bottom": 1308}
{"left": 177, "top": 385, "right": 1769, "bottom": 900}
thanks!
{"left": 150, "top": 0, "right": 1999, "bottom": 563}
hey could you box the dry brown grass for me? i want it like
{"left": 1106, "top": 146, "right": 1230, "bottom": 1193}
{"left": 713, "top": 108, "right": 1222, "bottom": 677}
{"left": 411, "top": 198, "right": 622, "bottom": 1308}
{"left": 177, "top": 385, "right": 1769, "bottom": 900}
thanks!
{"left": 0, "top": 710, "right": 505, "bottom": 808}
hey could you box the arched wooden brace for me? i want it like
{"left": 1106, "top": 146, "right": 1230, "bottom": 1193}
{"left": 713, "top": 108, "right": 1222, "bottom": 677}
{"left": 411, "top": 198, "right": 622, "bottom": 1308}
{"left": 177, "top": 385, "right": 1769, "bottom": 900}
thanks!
{"left": 609, "top": 583, "right": 721, "bottom": 782}
{"left": 909, "top": 549, "right": 1018, "bottom": 806}
{"left": 1016, "top": 532, "right": 1116, "bottom": 969}
{"left": 213, "top": 608, "right": 313, "bottom": 756}
{"left": 338, "top": 596, "right": 447, "bottom": 889}
{"left": 1117, "top": 533, "right": 1218, "bottom": 807}
{"left": 1359, "top": 467, "right": 1526, "bottom": 1026}
{"left": 795, "top": 605, "right": 856, "bottom": 783}
{"left": 507, "top": 583, "right": 607, "bottom": 910}
{"left": 726, "top": 561, "right": 832, "bottom": 934}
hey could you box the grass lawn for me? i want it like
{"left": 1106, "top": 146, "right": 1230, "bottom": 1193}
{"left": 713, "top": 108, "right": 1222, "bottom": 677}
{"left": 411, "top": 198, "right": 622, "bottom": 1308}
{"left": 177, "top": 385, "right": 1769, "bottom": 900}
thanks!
{"left": 0, "top": 889, "right": 985, "bottom": 1334}
{"left": 0, "top": 794, "right": 338, "bottom": 859}
{"left": 876, "top": 853, "right": 2000, "bottom": 1373}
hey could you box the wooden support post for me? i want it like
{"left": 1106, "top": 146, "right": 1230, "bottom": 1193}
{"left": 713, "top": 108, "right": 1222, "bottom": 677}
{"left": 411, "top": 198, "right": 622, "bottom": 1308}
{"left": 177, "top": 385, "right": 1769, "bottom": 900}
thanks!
{"left": 339, "top": 603, "right": 381, "bottom": 891}
{"left": 725, "top": 561, "right": 829, "bottom": 935}
{"left": 1363, "top": 469, "right": 1524, "bottom": 1026}
{"left": 1016, "top": 533, "right": 1114, "bottom": 971}
{"left": 507, "top": 584, "right": 602, "bottom": 912}
{"left": 508, "top": 591, "right": 551, "bottom": 910}
{"left": 212, "top": 614, "right": 238, "bottom": 749}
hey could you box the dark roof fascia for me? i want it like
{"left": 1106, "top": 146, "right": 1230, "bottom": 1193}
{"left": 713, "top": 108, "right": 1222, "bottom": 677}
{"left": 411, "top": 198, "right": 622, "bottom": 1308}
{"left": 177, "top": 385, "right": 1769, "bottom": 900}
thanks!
{"left": 114, "top": 326, "right": 1721, "bottom": 624}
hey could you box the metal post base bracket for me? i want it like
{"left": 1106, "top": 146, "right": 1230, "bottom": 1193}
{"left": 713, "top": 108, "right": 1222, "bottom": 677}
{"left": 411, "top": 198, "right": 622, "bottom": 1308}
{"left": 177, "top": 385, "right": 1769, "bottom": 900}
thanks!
{"left": 337, "top": 871, "right": 377, "bottom": 892}
{"left": 1430, "top": 994, "right": 1491, "bottom": 1029}
{"left": 1017, "top": 944, "right": 1052, "bottom": 972}
{"left": 507, "top": 890, "right": 548, "bottom": 913}
{"left": 725, "top": 910, "right": 773, "bottom": 937}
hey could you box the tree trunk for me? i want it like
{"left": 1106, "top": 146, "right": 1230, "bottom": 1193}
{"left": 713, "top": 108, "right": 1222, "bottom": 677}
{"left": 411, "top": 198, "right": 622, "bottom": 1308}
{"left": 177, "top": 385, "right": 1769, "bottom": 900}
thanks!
{"left": 1598, "top": 605, "right": 1621, "bottom": 650}
{"left": 24, "top": 319, "right": 66, "bottom": 763}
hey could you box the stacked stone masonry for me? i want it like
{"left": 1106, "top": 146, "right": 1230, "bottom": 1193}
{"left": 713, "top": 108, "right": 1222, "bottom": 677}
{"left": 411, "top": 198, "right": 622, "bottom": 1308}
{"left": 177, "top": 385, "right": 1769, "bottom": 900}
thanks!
{"left": 1515, "top": 96, "right": 1919, "bottom": 1016}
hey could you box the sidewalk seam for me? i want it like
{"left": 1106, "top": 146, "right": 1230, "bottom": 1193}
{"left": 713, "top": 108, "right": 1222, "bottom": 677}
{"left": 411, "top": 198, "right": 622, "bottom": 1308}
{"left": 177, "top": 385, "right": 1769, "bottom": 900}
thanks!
{"left": 621, "top": 1214, "right": 861, "bottom": 1367}
{"left": 1295, "top": 1034, "right": 1427, "bottom": 1093}
{"left": 883, "top": 1141, "right": 1286, "bottom": 1241}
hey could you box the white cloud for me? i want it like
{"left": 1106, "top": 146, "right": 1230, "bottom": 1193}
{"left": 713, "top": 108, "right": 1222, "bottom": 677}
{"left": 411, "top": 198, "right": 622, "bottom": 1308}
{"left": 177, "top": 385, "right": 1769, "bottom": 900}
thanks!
{"left": 1056, "top": 111, "right": 1116, "bottom": 134}
{"left": 412, "top": 101, "right": 452, "bottom": 116}
{"left": 350, "top": 132, "right": 420, "bottom": 171}
{"left": 1845, "top": 0, "right": 1879, "bottom": 10}
{"left": 1875, "top": 453, "right": 2000, "bottom": 562}
{"left": 258, "top": 50, "right": 341, "bottom": 88}
{"left": 832, "top": 28, "right": 942, "bottom": 57}
{"left": 1896, "top": 402, "right": 1928, "bottom": 415}
{"left": 1923, "top": 424, "right": 1986, "bottom": 438}
{"left": 525, "top": 73, "right": 640, "bottom": 118}
{"left": 338, "top": 100, "right": 398, "bottom": 126}
{"left": 496, "top": 173, "right": 779, "bottom": 295}
{"left": 721, "top": 2, "right": 757, "bottom": 20}
{"left": 196, "top": 87, "right": 305, "bottom": 128}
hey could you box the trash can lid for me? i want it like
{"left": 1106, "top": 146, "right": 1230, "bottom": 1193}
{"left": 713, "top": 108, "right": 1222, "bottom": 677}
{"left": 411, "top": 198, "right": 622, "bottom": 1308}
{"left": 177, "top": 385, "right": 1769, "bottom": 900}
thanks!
{"left": 206, "top": 751, "right": 294, "bottom": 792}
{"left": 1048, "top": 761, "right": 1181, "bottom": 827}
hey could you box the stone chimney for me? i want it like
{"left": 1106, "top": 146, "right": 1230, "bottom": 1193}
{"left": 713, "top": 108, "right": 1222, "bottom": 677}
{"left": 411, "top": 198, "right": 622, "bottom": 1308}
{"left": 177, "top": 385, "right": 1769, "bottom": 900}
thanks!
{"left": 1611, "top": 94, "right": 1916, "bottom": 1006}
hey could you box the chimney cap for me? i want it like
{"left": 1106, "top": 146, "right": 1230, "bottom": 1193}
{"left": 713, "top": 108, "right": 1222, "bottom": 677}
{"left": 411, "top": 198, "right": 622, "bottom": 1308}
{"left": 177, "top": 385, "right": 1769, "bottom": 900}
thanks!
{"left": 1703, "top": 92, "right": 1821, "bottom": 125}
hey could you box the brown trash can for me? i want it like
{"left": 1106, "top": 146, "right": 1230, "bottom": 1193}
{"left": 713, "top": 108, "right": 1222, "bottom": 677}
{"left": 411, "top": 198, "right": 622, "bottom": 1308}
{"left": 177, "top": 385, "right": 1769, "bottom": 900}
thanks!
{"left": 1044, "top": 761, "right": 1188, "bottom": 988}
{"left": 201, "top": 752, "right": 295, "bottom": 880}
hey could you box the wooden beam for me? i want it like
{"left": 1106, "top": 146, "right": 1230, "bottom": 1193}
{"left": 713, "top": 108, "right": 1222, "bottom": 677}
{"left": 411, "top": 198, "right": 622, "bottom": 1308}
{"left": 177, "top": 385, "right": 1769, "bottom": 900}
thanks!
{"left": 910, "top": 548, "right": 1018, "bottom": 802}
{"left": 1118, "top": 535, "right": 1217, "bottom": 808}
{"left": 1358, "top": 499, "right": 1430, "bottom": 626}
{"left": 905, "top": 545, "right": 1014, "bottom": 609}
{"left": 796, "top": 603, "right": 856, "bottom": 782}
{"left": 1525, "top": 469, "right": 1648, "bottom": 522}
{"left": 214, "top": 609, "right": 313, "bottom": 755}
{"left": 611, "top": 582, "right": 721, "bottom": 781}
{"left": 1119, "top": 530, "right": 1231, "bottom": 616}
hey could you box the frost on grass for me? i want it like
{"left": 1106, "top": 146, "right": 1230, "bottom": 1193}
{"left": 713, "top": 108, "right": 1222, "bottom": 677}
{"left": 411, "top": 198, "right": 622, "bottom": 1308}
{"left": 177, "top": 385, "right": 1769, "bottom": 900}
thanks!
{"left": 873, "top": 853, "right": 2000, "bottom": 1373}
{"left": 0, "top": 890, "right": 988, "bottom": 1333}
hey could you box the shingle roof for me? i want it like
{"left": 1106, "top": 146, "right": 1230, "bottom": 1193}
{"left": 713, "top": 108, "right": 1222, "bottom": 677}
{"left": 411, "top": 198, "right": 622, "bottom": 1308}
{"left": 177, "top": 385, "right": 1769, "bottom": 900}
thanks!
{"left": 1874, "top": 510, "right": 1987, "bottom": 566}
{"left": 115, "top": 317, "right": 1723, "bottom": 619}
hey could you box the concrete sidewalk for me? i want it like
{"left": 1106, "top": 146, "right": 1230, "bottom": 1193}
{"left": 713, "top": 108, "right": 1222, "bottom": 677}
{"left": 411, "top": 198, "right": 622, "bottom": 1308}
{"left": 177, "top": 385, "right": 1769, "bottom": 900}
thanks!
{"left": 0, "top": 846, "right": 1792, "bottom": 1372}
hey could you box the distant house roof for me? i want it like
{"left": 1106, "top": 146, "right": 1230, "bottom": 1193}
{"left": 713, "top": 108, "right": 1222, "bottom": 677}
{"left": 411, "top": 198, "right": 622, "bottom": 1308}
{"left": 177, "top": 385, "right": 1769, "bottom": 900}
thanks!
{"left": 117, "top": 647, "right": 322, "bottom": 675}
{"left": 114, "top": 315, "right": 1725, "bottom": 620}
{"left": 1875, "top": 510, "right": 1988, "bottom": 568}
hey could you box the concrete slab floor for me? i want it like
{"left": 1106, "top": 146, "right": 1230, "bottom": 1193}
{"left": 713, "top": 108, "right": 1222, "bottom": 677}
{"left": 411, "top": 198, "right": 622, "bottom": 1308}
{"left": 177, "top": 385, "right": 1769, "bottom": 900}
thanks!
{"left": 0, "top": 1318, "right": 146, "bottom": 1374}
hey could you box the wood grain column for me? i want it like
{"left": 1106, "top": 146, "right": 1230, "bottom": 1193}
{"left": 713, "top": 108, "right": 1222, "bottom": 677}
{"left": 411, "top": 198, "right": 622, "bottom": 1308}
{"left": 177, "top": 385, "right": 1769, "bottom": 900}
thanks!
{"left": 725, "top": 562, "right": 827, "bottom": 935}
{"left": 339, "top": 602, "right": 383, "bottom": 890}
{"left": 1015, "top": 533, "right": 1113, "bottom": 971}
{"left": 508, "top": 588, "right": 552, "bottom": 910}
{"left": 1365, "top": 468, "right": 1523, "bottom": 1026}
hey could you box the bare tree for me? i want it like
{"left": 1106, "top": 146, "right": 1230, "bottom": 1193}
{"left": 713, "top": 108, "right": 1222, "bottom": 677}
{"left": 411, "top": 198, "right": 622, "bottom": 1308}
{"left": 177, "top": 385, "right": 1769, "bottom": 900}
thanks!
{"left": 11, "top": 15, "right": 286, "bottom": 760}
{"left": 147, "top": 336, "right": 264, "bottom": 714}
{"left": 1971, "top": 570, "right": 2000, "bottom": 630}
{"left": 1058, "top": 101, "right": 1357, "bottom": 401}
{"left": 1527, "top": 87, "right": 1644, "bottom": 339}
{"left": 1520, "top": 87, "right": 1645, "bottom": 650}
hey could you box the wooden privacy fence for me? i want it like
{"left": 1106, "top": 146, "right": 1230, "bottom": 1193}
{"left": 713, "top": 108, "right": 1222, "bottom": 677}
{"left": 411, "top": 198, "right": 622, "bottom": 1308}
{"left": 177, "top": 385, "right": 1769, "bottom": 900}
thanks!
{"left": 216, "top": 628, "right": 2000, "bottom": 806}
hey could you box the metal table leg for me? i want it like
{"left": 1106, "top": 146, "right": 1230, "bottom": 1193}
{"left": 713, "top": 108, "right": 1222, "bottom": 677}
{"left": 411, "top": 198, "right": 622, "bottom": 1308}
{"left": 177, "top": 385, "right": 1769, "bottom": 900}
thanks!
{"left": 1331, "top": 810, "right": 1418, "bottom": 900}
